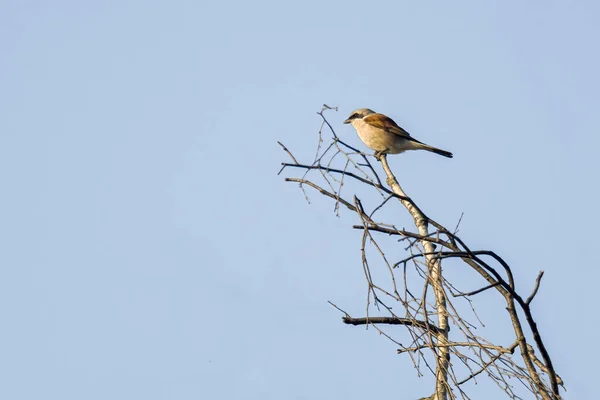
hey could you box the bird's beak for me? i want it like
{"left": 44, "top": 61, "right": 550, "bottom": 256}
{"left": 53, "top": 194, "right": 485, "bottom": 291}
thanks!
{"left": 343, "top": 118, "right": 351, "bottom": 124}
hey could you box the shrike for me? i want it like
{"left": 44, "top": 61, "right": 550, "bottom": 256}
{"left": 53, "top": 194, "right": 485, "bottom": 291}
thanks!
{"left": 343, "top": 108, "right": 453, "bottom": 158}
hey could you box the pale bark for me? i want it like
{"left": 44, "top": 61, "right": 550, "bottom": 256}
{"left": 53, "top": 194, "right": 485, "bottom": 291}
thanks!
{"left": 380, "top": 155, "right": 450, "bottom": 400}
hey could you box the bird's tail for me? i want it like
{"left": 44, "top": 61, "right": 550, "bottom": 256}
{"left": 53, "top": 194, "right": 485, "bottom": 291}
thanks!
{"left": 416, "top": 142, "right": 453, "bottom": 158}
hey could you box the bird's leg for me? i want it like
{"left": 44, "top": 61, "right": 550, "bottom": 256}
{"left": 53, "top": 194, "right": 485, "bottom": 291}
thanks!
{"left": 373, "top": 150, "right": 388, "bottom": 161}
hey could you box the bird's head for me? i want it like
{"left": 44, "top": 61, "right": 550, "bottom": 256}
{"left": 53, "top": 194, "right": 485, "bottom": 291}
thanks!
{"left": 343, "top": 108, "right": 376, "bottom": 125}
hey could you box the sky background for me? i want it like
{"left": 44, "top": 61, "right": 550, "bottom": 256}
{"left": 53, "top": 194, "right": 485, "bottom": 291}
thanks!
{"left": 1, "top": 1, "right": 598, "bottom": 399}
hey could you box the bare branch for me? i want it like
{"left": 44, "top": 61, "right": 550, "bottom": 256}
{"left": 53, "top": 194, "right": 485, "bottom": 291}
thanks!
{"left": 452, "top": 282, "right": 501, "bottom": 297}
{"left": 343, "top": 316, "right": 441, "bottom": 334}
{"left": 280, "top": 107, "right": 562, "bottom": 400}
{"left": 351, "top": 224, "right": 453, "bottom": 249}
{"left": 284, "top": 177, "right": 358, "bottom": 214}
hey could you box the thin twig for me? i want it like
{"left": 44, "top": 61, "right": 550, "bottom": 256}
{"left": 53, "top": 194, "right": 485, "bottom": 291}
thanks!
{"left": 526, "top": 271, "right": 545, "bottom": 305}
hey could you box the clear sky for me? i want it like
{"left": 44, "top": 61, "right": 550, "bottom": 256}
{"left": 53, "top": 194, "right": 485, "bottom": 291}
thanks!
{"left": 1, "top": 1, "right": 598, "bottom": 399}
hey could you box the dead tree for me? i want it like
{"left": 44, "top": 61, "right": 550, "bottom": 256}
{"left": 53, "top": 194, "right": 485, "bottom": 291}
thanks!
{"left": 279, "top": 105, "right": 563, "bottom": 400}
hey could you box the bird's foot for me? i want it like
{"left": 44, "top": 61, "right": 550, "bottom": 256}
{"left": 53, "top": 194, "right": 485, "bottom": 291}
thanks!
{"left": 374, "top": 150, "right": 389, "bottom": 161}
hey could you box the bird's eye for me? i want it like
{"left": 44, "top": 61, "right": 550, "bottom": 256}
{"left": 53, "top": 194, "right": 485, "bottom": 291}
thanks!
{"left": 351, "top": 113, "right": 358, "bottom": 119}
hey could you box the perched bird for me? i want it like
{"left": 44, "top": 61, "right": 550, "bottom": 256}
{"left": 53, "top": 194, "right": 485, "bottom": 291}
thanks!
{"left": 343, "top": 108, "right": 453, "bottom": 158}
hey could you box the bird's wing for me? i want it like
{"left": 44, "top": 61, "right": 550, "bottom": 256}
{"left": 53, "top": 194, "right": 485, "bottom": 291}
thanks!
{"left": 363, "top": 113, "right": 422, "bottom": 143}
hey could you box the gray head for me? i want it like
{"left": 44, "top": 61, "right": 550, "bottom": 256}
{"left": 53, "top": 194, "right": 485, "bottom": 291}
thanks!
{"left": 343, "top": 108, "right": 376, "bottom": 124}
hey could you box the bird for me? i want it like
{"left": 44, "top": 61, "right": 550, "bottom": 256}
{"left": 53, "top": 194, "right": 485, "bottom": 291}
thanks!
{"left": 343, "top": 108, "right": 453, "bottom": 158}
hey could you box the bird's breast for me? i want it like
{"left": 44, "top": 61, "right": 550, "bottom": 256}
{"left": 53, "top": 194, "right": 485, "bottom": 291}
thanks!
{"left": 352, "top": 121, "right": 406, "bottom": 153}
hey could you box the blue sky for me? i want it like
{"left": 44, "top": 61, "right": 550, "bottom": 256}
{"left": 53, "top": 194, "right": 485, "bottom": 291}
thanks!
{"left": 1, "top": 1, "right": 598, "bottom": 399}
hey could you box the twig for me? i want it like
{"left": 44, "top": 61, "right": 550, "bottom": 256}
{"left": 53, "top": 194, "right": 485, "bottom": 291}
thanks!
{"left": 284, "top": 178, "right": 358, "bottom": 215}
{"left": 327, "top": 301, "right": 350, "bottom": 318}
{"left": 526, "top": 271, "right": 545, "bottom": 305}
{"left": 277, "top": 141, "right": 299, "bottom": 165}
{"left": 456, "top": 342, "right": 519, "bottom": 385}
